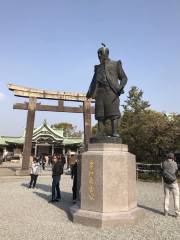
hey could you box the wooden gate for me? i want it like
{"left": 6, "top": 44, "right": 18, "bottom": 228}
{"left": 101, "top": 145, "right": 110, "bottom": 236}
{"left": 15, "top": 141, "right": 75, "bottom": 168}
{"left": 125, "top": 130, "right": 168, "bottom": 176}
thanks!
{"left": 8, "top": 84, "right": 94, "bottom": 172}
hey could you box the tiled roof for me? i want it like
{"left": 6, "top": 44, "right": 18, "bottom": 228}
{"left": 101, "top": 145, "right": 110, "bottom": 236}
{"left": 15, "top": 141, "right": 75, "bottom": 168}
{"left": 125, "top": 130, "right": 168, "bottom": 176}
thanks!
{"left": 63, "top": 138, "right": 83, "bottom": 145}
{"left": 32, "top": 121, "right": 64, "bottom": 140}
{"left": 0, "top": 136, "right": 24, "bottom": 145}
{"left": 0, "top": 121, "right": 83, "bottom": 146}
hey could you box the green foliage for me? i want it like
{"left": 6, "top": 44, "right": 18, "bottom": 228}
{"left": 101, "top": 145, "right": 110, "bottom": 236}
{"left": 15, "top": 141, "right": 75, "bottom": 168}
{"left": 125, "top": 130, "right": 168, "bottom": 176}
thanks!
{"left": 120, "top": 86, "right": 180, "bottom": 163}
{"left": 138, "top": 171, "right": 180, "bottom": 182}
{"left": 92, "top": 124, "right": 98, "bottom": 136}
{"left": 137, "top": 172, "right": 161, "bottom": 182}
{"left": 51, "top": 122, "right": 82, "bottom": 137}
{"left": 122, "top": 86, "right": 150, "bottom": 113}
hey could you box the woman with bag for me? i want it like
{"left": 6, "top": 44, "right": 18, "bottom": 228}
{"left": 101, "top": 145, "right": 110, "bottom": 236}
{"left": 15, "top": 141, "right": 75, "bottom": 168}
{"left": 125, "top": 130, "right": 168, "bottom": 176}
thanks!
{"left": 29, "top": 157, "right": 40, "bottom": 188}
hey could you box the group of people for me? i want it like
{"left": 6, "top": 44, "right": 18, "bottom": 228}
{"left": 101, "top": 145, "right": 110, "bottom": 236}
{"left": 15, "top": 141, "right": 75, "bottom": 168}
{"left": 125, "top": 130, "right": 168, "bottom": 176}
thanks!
{"left": 28, "top": 151, "right": 180, "bottom": 216}
{"left": 28, "top": 153, "right": 78, "bottom": 204}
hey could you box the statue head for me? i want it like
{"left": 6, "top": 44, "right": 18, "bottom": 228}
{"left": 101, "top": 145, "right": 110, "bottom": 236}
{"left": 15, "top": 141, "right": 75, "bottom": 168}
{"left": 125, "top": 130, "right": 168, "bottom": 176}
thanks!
{"left": 97, "top": 43, "right": 109, "bottom": 63}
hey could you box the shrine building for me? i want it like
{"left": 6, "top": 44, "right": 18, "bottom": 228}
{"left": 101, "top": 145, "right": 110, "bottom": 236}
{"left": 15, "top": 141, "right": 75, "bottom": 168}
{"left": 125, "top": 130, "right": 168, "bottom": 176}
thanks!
{"left": 0, "top": 120, "right": 83, "bottom": 159}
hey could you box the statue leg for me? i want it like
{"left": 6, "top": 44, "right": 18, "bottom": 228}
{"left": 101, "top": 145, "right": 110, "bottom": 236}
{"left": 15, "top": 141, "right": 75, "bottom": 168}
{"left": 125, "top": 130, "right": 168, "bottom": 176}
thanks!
{"left": 111, "top": 118, "right": 120, "bottom": 137}
{"left": 97, "top": 120, "right": 105, "bottom": 136}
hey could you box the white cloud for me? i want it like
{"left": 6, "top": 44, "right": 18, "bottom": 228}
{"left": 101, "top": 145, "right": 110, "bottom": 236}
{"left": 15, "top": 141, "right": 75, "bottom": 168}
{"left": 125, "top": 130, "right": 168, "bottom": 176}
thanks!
{"left": 0, "top": 92, "right": 5, "bottom": 101}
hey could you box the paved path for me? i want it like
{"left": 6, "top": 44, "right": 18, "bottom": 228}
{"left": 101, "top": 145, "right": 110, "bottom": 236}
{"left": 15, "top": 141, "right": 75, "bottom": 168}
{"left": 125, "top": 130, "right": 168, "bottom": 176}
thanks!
{"left": 0, "top": 176, "right": 180, "bottom": 240}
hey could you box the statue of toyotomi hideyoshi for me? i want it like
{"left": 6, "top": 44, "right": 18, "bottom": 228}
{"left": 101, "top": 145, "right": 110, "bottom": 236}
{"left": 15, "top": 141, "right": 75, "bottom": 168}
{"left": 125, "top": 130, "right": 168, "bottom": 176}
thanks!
{"left": 86, "top": 43, "right": 128, "bottom": 138}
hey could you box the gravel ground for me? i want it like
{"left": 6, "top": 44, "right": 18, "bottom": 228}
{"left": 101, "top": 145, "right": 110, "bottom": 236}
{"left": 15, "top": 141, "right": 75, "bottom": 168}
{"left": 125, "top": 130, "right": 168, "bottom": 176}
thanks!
{"left": 0, "top": 175, "right": 180, "bottom": 240}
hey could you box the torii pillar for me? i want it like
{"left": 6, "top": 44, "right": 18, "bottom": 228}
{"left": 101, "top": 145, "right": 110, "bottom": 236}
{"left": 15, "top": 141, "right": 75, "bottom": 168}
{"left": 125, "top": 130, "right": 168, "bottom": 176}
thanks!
{"left": 16, "top": 97, "right": 37, "bottom": 175}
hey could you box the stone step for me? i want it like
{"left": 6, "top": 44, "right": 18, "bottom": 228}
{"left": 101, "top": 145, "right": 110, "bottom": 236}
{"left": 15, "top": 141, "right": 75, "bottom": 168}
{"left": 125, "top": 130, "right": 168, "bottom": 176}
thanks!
{"left": 0, "top": 167, "right": 19, "bottom": 176}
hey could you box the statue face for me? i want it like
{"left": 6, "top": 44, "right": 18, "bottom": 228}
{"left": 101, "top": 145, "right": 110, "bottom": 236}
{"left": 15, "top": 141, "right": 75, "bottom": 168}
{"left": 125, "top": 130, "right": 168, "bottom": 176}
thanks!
{"left": 97, "top": 48, "right": 109, "bottom": 63}
{"left": 98, "top": 51, "right": 106, "bottom": 63}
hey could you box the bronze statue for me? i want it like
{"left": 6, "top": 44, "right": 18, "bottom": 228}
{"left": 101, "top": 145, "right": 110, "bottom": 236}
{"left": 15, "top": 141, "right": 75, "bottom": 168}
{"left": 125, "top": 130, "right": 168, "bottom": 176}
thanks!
{"left": 86, "top": 44, "right": 128, "bottom": 137}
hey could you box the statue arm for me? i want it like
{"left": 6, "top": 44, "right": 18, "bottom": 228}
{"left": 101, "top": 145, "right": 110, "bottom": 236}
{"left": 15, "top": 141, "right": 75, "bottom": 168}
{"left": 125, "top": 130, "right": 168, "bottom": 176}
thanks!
{"left": 117, "top": 60, "right": 128, "bottom": 94}
{"left": 86, "top": 66, "right": 97, "bottom": 99}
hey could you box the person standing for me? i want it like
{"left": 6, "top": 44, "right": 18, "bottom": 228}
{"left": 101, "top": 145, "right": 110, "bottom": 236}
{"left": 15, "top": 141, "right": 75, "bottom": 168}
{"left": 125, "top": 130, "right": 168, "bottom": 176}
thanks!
{"left": 49, "top": 155, "right": 63, "bottom": 203}
{"left": 67, "top": 151, "right": 71, "bottom": 170}
{"left": 71, "top": 160, "right": 77, "bottom": 204}
{"left": 61, "top": 154, "right": 66, "bottom": 167}
{"left": 161, "top": 153, "right": 180, "bottom": 217}
{"left": 29, "top": 157, "right": 40, "bottom": 188}
{"left": 42, "top": 154, "right": 46, "bottom": 170}
{"left": 3, "top": 149, "right": 8, "bottom": 162}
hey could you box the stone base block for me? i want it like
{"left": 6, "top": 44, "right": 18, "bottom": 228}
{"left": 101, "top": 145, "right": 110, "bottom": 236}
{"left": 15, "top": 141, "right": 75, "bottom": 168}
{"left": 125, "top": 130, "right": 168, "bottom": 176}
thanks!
{"left": 70, "top": 205, "right": 144, "bottom": 228}
{"left": 80, "top": 143, "right": 137, "bottom": 213}
{"left": 16, "top": 169, "right": 29, "bottom": 176}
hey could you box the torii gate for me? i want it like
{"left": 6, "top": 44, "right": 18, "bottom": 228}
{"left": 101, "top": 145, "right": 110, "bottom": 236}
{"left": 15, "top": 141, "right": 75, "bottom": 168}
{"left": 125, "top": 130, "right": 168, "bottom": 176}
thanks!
{"left": 8, "top": 84, "right": 94, "bottom": 175}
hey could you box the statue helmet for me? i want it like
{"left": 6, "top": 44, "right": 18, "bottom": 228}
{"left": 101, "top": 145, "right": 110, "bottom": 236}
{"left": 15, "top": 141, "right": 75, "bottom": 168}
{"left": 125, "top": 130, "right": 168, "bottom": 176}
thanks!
{"left": 97, "top": 43, "right": 109, "bottom": 57}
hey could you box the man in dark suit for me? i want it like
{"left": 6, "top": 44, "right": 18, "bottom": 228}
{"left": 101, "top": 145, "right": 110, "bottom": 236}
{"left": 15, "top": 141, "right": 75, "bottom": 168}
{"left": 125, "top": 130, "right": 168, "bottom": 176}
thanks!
{"left": 86, "top": 44, "right": 128, "bottom": 137}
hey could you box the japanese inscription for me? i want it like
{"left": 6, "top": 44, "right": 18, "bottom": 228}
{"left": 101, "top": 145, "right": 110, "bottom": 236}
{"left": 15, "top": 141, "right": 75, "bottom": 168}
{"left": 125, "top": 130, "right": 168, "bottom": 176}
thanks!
{"left": 88, "top": 160, "right": 95, "bottom": 200}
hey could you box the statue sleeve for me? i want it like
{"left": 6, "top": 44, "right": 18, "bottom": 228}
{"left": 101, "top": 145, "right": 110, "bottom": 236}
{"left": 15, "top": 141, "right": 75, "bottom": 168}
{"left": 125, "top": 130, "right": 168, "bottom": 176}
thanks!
{"left": 117, "top": 60, "right": 128, "bottom": 89}
{"left": 86, "top": 66, "right": 97, "bottom": 99}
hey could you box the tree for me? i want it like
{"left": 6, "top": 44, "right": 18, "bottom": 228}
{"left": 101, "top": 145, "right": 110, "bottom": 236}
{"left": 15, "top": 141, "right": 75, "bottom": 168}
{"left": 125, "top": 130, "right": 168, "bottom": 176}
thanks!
{"left": 51, "top": 122, "right": 82, "bottom": 137}
{"left": 137, "top": 110, "right": 176, "bottom": 162}
{"left": 92, "top": 124, "right": 98, "bottom": 136}
{"left": 122, "top": 86, "right": 150, "bottom": 113}
{"left": 120, "top": 86, "right": 180, "bottom": 163}
{"left": 120, "top": 86, "right": 150, "bottom": 161}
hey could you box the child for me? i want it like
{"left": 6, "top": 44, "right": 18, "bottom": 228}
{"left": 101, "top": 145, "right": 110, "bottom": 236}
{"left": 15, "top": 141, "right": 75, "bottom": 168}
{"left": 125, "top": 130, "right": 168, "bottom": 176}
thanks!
{"left": 29, "top": 157, "right": 40, "bottom": 188}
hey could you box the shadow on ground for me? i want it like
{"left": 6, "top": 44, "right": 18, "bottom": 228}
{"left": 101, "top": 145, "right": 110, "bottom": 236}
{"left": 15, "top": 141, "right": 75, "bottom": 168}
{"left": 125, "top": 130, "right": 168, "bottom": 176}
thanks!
{"left": 22, "top": 182, "right": 51, "bottom": 192}
{"left": 21, "top": 182, "right": 73, "bottom": 220}
{"left": 138, "top": 204, "right": 164, "bottom": 216}
{"left": 7, "top": 167, "right": 17, "bottom": 172}
{"left": 0, "top": 166, "right": 21, "bottom": 176}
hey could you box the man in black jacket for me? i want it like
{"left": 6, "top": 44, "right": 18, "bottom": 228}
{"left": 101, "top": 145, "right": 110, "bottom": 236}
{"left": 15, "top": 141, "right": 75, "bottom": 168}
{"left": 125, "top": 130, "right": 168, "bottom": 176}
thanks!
{"left": 49, "top": 155, "right": 63, "bottom": 203}
{"left": 86, "top": 44, "right": 128, "bottom": 137}
{"left": 71, "top": 160, "right": 77, "bottom": 204}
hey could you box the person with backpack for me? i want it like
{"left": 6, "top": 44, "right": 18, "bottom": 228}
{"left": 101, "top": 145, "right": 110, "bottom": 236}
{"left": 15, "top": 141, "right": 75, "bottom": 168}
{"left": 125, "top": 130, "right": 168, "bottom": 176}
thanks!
{"left": 161, "top": 153, "right": 180, "bottom": 217}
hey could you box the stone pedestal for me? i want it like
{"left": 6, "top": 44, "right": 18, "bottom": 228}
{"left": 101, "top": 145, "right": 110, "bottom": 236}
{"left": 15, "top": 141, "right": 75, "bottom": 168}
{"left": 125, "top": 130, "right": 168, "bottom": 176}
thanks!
{"left": 70, "top": 143, "right": 142, "bottom": 228}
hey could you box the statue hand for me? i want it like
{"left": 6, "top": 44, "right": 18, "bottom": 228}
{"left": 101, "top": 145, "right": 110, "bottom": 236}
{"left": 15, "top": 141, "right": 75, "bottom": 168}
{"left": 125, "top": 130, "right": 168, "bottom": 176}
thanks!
{"left": 118, "top": 86, "right": 124, "bottom": 96}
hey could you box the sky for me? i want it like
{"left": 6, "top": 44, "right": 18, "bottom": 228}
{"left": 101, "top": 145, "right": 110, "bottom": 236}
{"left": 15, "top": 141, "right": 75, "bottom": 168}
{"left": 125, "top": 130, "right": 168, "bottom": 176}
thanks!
{"left": 0, "top": 0, "right": 180, "bottom": 136}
